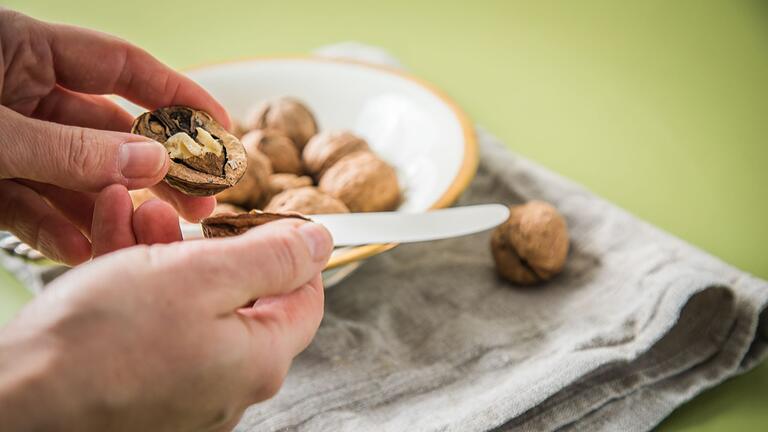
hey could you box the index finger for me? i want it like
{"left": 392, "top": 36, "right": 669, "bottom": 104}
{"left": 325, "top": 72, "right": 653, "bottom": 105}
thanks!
{"left": 41, "top": 20, "right": 231, "bottom": 129}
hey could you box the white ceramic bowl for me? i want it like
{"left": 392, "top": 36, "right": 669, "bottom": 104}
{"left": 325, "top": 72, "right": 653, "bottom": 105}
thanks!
{"left": 120, "top": 57, "right": 477, "bottom": 283}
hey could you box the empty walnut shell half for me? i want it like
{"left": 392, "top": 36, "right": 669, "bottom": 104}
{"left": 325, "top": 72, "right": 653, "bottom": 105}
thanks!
{"left": 319, "top": 151, "right": 401, "bottom": 212}
{"left": 490, "top": 201, "right": 569, "bottom": 285}
{"left": 265, "top": 186, "right": 349, "bottom": 215}
{"left": 268, "top": 173, "right": 313, "bottom": 196}
{"left": 303, "top": 130, "right": 370, "bottom": 179}
{"left": 202, "top": 210, "right": 310, "bottom": 238}
{"left": 241, "top": 129, "right": 303, "bottom": 175}
{"left": 216, "top": 149, "right": 273, "bottom": 209}
{"left": 245, "top": 98, "right": 317, "bottom": 150}
{"left": 131, "top": 106, "right": 247, "bottom": 196}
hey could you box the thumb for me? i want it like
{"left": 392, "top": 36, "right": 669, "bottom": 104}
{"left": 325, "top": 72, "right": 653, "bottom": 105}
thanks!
{"left": 0, "top": 106, "right": 169, "bottom": 192}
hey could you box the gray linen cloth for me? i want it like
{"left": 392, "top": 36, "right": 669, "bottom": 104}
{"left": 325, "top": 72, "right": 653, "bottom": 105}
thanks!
{"left": 1, "top": 44, "right": 766, "bottom": 431}
{"left": 233, "top": 44, "right": 768, "bottom": 431}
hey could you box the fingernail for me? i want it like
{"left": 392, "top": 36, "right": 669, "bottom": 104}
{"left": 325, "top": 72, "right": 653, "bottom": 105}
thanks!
{"left": 119, "top": 141, "right": 167, "bottom": 179}
{"left": 297, "top": 222, "right": 332, "bottom": 261}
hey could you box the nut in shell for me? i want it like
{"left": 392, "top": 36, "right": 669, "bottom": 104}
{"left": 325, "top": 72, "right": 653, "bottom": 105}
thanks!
{"left": 131, "top": 106, "right": 247, "bottom": 196}
{"left": 216, "top": 149, "right": 273, "bottom": 209}
{"left": 245, "top": 97, "right": 317, "bottom": 150}
{"left": 202, "top": 210, "right": 310, "bottom": 238}
{"left": 241, "top": 129, "right": 303, "bottom": 175}
{"left": 319, "top": 151, "right": 401, "bottom": 212}
{"left": 303, "top": 130, "right": 370, "bottom": 178}
{"left": 490, "top": 201, "right": 569, "bottom": 285}
{"left": 268, "top": 173, "right": 313, "bottom": 196}
{"left": 265, "top": 186, "right": 349, "bottom": 215}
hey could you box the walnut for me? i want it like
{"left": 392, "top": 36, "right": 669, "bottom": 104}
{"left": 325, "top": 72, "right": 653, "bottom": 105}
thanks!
{"left": 490, "top": 201, "right": 569, "bottom": 285}
{"left": 216, "top": 149, "right": 273, "bottom": 209}
{"left": 265, "top": 186, "right": 349, "bottom": 215}
{"left": 131, "top": 106, "right": 247, "bottom": 196}
{"left": 202, "top": 210, "right": 310, "bottom": 238}
{"left": 319, "top": 152, "right": 400, "bottom": 212}
{"left": 245, "top": 97, "right": 317, "bottom": 150}
{"left": 230, "top": 119, "right": 248, "bottom": 139}
{"left": 303, "top": 130, "right": 370, "bottom": 179}
{"left": 241, "top": 129, "right": 303, "bottom": 175}
{"left": 129, "top": 189, "right": 156, "bottom": 209}
{"left": 212, "top": 202, "right": 246, "bottom": 216}
{"left": 267, "top": 173, "right": 313, "bottom": 196}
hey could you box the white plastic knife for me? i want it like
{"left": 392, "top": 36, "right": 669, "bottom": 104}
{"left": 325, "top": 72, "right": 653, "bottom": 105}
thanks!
{"left": 181, "top": 204, "right": 510, "bottom": 246}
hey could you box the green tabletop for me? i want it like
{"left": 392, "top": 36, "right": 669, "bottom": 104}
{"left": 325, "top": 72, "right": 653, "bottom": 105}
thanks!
{"left": 2, "top": 0, "right": 766, "bottom": 430}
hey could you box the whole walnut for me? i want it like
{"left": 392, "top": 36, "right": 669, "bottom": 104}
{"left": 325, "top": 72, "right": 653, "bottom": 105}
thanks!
{"left": 216, "top": 149, "right": 273, "bottom": 209}
{"left": 245, "top": 97, "right": 317, "bottom": 150}
{"left": 230, "top": 119, "right": 248, "bottom": 139}
{"left": 265, "top": 186, "right": 349, "bottom": 215}
{"left": 491, "top": 201, "right": 569, "bottom": 285}
{"left": 267, "top": 173, "right": 313, "bottom": 196}
{"left": 303, "top": 130, "right": 370, "bottom": 178}
{"left": 240, "top": 129, "right": 303, "bottom": 175}
{"left": 318, "top": 151, "right": 400, "bottom": 212}
{"left": 212, "top": 203, "right": 246, "bottom": 216}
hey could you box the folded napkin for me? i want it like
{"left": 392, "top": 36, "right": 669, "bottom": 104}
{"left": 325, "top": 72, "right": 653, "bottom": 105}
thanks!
{"left": 233, "top": 44, "right": 768, "bottom": 431}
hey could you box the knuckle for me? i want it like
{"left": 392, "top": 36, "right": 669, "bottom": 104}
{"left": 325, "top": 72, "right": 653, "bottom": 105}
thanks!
{"left": 262, "top": 230, "right": 304, "bottom": 286}
{"left": 60, "top": 127, "right": 115, "bottom": 183}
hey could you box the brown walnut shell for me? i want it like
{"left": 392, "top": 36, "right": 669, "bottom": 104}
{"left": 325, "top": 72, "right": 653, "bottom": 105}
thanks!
{"left": 490, "top": 201, "right": 569, "bottom": 285}
{"left": 245, "top": 97, "right": 317, "bottom": 150}
{"left": 202, "top": 210, "right": 310, "bottom": 238}
{"left": 241, "top": 129, "right": 303, "bottom": 175}
{"left": 302, "top": 130, "right": 370, "bottom": 179}
{"left": 212, "top": 202, "right": 246, "bottom": 216}
{"left": 319, "top": 151, "right": 401, "bottom": 212}
{"left": 131, "top": 106, "right": 247, "bottom": 196}
{"left": 216, "top": 149, "right": 273, "bottom": 209}
{"left": 265, "top": 186, "right": 349, "bottom": 215}
{"left": 267, "top": 173, "right": 313, "bottom": 196}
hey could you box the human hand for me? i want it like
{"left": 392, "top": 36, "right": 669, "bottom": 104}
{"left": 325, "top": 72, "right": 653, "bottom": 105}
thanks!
{"left": 0, "top": 9, "right": 231, "bottom": 265}
{"left": 0, "top": 184, "right": 332, "bottom": 432}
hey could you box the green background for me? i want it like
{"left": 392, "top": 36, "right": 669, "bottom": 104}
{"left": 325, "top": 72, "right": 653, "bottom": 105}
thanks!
{"left": 2, "top": 0, "right": 766, "bottom": 429}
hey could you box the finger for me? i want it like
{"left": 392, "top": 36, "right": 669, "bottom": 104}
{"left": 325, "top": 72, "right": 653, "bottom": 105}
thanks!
{"left": 0, "top": 106, "right": 169, "bottom": 192}
{"left": 31, "top": 86, "right": 134, "bottom": 131}
{"left": 42, "top": 22, "right": 230, "bottom": 128}
{"left": 133, "top": 199, "right": 182, "bottom": 245}
{"left": 0, "top": 180, "right": 91, "bottom": 265}
{"left": 16, "top": 180, "right": 96, "bottom": 238}
{"left": 240, "top": 274, "right": 325, "bottom": 357}
{"left": 91, "top": 184, "right": 136, "bottom": 257}
{"left": 149, "top": 182, "right": 216, "bottom": 223}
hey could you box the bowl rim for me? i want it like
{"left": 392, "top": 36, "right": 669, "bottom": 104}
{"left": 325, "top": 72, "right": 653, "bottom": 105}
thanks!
{"left": 184, "top": 56, "right": 478, "bottom": 269}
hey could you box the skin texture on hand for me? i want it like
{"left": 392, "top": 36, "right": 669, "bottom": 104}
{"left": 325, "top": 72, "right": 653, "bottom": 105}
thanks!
{"left": 0, "top": 9, "right": 231, "bottom": 265}
{"left": 0, "top": 185, "right": 333, "bottom": 432}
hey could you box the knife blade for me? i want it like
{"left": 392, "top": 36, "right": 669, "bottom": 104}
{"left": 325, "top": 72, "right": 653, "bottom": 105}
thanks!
{"left": 181, "top": 204, "right": 510, "bottom": 246}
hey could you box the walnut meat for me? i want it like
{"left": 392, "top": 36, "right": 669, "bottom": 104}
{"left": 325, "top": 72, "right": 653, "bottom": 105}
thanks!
{"left": 491, "top": 201, "right": 569, "bottom": 285}
{"left": 216, "top": 149, "right": 273, "bottom": 209}
{"left": 245, "top": 97, "right": 317, "bottom": 150}
{"left": 265, "top": 186, "right": 349, "bottom": 215}
{"left": 131, "top": 106, "right": 247, "bottom": 196}
{"left": 303, "top": 130, "right": 370, "bottom": 178}
{"left": 241, "top": 129, "right": 303, "bottom": 175}
{"left": 267, "top": 173, "right": 313, "bottom": 196}
{"left": 319, "top": 152, "right": 400, "bottom": 212}
{"left": 202, "top": 210, "right": 310, "bottom": 238}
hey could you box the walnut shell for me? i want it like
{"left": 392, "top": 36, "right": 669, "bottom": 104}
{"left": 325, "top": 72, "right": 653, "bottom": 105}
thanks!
{"left": 490, "top": 201, "right": 569, "bottom": 285}
{"left": 319, "top": 152, "right": 400, "bottom": 212}
{"left": 303, "top": 130, "right": 370, "bottom": 178}
{"left": 131, "top": 106, "right": 247, "bottom": 196}
{"left": 216, "top": 149, "right": 273, "bottom": 209}
{"left": 230, "top": 119, "right": 248, "bottom": 139}
{"left": 212, "top": 203, "right": 245, "bottom": 216}
{"left": 202, "top": 210, "right": 310, "bottom": 238}
{"left": 245, "top": 98, "right": 317, "bottom": 150}
{"left": 241, "top": 129, "right": 303, "bottom": 175}
{"left": 265, "top": 186, "right": 349, "bottom": 215}
{"left": 267, "top": 173, "right": 313, "bottom": 196}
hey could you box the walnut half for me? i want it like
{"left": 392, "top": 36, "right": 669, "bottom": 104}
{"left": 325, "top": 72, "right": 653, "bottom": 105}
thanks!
{"left": 202, "top": 210, "right": 310, "bottom": 238}
{"left": 131, "top": 106, "right": 247, "bottom": 196}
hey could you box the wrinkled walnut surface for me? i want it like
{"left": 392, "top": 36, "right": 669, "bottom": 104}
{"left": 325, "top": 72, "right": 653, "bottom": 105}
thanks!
{"left": 267, "top": 173, "right": 313, "bottom": 196}
{"left": 302, "top": 130, "right": 370, "bottom": 178}
{"left": 202, "top": 210, "right": 310, "bottom": 238}
{"left": 241, "top": 129, "right": 303, "bottom": 175}
{"left": 131, "top": 106, "right": 247, "bottom": 196}
{"left": 491, "top": 201, "right": 569, "bottom": 285}
{"left": 245, "top": 98, "right": 317, "bottom": 150}
{"left": 216, "top": 149, "right": 273, "bottom": 209}
{"left": 319, "top": 151, "right": 401, "bottom": 212}
{"left": 265, "top": 186, "right": 349, "bottom": 215}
